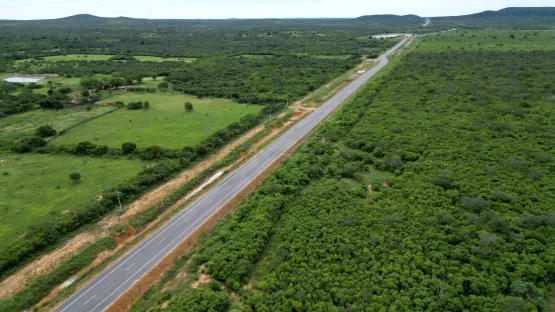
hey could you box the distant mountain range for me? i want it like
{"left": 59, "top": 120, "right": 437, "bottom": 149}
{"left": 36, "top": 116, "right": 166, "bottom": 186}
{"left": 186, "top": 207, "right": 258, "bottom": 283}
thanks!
{"left": 440, "top": 7, "right": 555, "bottom": 19}
{"left": 1, "top": 7, "right": 553, "bottom": 30}
{"left": 432, "top": 7, "right": 555, "bottom": 28}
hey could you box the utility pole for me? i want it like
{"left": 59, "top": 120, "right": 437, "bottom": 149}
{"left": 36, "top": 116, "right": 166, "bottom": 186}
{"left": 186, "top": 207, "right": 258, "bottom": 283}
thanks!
{"left": 116, "top": 191, "right": 123, "bottom": 224}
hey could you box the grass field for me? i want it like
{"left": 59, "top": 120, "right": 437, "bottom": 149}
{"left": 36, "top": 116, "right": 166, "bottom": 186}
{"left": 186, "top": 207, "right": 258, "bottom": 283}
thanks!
{"left": 15, "top": 55, "right": 196, "bottom": 63}
{"left": 0, "top": 153, "right": 145, "bottom": 249}
{"left": 0, "top": 106, "right": 114, "bottom": 148}
{"left": 415, "top": 30, "right": 555, "bottom": 52}
{"left": 38, "top": 77, "right": 81, "bottom": 87}
{"left": 141, "top": 77, "right": 164, "bottom": 89}
{"left": 51, "top": 93, "right": 263, "bottom": 149}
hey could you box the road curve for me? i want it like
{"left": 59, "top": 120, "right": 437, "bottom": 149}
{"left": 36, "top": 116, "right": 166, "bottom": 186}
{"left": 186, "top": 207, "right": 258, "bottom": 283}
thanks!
{"left": 52, "top": 37, "right": 409, "bottom": 312}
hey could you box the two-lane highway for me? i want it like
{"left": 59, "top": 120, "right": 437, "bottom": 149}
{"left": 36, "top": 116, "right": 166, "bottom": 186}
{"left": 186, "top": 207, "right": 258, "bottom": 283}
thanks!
{"left": 52, "top": 37, "right": 409, "bottom": 312}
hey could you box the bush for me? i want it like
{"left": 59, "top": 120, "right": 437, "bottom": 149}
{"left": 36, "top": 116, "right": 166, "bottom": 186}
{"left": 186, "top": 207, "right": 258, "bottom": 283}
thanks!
{"left": 156, "top": 289, "right": 229, "bottom": 312}
{"left": 127, "top": 101, "right": 144, "bottom": 109}
{"left": 208, "top": 280, "right": 221, "bottom": 291}
{"left": 122, "top": 142, "right": 137, "bottom": 154}
{"left": 158, "top": 81, "right": 169, "bottom": 90}
{"left": 461, "top": 196, "right": 487, "bottom": 212}
{"left": 70, "top": 172, "right": 81, "bottom": 184}
{"left": 11, "top": 137, "right": 46, "bottom": 153}
{"left": 36, "top": 125, "right": 57, "bottom": 138}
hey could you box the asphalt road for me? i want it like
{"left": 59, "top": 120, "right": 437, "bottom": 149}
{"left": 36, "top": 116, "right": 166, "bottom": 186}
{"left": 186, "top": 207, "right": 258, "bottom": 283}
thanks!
{"left": 52, "top": 37, "right": 409, "bottom": 312}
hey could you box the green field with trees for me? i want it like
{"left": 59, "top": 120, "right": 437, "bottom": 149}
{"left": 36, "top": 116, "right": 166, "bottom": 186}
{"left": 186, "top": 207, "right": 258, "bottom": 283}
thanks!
{"left": 151, "top": 36, "right": 555, "bottom": 311}
{"left": 0, "top": 105, "right": 113, "bottom": 148}
{"left": 0, "top": 153, "right": 145, "bottom": 250}
{"left": 52, "top": 93, "right": 262, "bottom": 149}
{"left": 416, "top": 30, "right": 555, "bottom": 52}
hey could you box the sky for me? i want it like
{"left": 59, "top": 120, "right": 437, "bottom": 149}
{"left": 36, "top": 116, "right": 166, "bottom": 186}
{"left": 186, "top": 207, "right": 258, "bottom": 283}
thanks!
{"left": 0, "top": 0, "right": 553, "bottom": 20}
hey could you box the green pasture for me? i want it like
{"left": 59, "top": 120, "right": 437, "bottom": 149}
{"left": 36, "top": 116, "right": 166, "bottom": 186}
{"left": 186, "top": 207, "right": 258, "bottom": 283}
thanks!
{"left": 0, "top": 106, "right": 114, "bottom": 148}
{"left": 0, "top": 153, "right": 145, "bottom": 250}
{"left": 38, "top": 77, "right": 81, "bottom": 86}
{"left": 51, "top": 93, "right": 263, "bottom": 149}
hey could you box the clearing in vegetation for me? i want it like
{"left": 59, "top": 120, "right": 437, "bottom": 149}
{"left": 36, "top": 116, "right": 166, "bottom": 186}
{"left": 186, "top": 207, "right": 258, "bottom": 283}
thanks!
{"left": 51, "top": 93, "right": 263, "bottom": 149}
{"left": 0, "top": 153, "right": 145, "bottom": 250}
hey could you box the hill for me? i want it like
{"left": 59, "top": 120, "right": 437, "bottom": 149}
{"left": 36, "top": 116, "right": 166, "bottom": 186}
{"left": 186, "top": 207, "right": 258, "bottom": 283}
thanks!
{"left": 433, "top": 7, "right": 555, "bottom": 29}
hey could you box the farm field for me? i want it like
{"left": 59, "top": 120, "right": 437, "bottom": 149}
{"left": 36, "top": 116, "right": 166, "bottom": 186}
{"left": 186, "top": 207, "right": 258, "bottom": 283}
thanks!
{"left": 15, "top": 55, "right": 196, "bottom": 63}
{"left": 0, "top": 106, "right": 114, "bottom": 148}
{"left": 0, "top": 153, "right": 145, "bottom": 250}
{"left": 415, "top": 30, "right": 555, "bottom": 52}
{"left": 51, "top": 93, "right": 263, "bottom": 149}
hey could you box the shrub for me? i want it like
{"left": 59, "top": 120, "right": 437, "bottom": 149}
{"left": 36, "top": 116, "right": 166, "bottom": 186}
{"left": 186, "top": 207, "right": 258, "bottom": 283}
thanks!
{"left": 11, "top": 137, "right": 46, "bottom": 153}
{"left": 461, "top": 196, "right": 487, "bottom": 212}
{"left": 127, "top": 101, "right": 144, "bottom": 109}
{"left": 69, "top": 172, "right": 81, "bottom": 184}
{"left": 158, "top": 289, "right": 229, "bottom": 312}
{"left": 185, "top": 101, "right": 194, "bottom": 112}
{"left": 122, "top": 142, "right": 137, "bottom": 154}
{"left": 158, "top": 81, "right": 169, "bottom": 90}
{"left": 36, "top": 125, "right": 57, "bottom": 138}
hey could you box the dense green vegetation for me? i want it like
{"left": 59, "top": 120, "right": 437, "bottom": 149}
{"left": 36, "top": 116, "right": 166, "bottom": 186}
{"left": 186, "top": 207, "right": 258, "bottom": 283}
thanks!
{"left": 15, "top": 54, "right": 195, "bottom": 63}
{"left": 51, "top": 93, "right": 262, "bottom": 149}
{"left": 170, "top": 50, "right": 555, "bottom": 311}
{"left": 0, "top": 80, "right": 71, "bottom": 116}
{"left": 416, "top": 30, "right": 555, "bottom": 52}
{"left": 168, "top": 56, "right": 359, "bottom": 105}
{"left": 0, "top": 15, "right": 421, "bottom": 61}
{"left": 152, "top": 288, "right": 229, "bottom": 312}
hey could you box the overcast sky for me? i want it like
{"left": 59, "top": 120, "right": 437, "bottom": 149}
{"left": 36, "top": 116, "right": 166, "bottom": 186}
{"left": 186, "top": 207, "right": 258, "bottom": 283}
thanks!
{"left": 0, "top": 0, "right": 552, "bottom": 20}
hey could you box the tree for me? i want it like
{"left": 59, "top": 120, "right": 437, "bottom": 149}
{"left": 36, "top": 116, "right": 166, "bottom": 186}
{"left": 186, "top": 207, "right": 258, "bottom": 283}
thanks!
{"left": 158, "top": 82, "right": 169, "bottom": 90}
{"left": 80, "top": 77, "right": 103, "bottom": 90}
{"left": 151, "top": 75, "right": 157, "bottom": 81}
{"left": 122, "top": 142, "right": 137, "bottom": 154}
{"left": 108, "top": 76, "right": 124, "bottom": 89}
{"left": 143, "top": 101, "right": 150, "bottom": 109}
{"left": 185, "top": 101, "right": 194, "bottom": 112}
{"left": 36, "top": 125, "right": 56, "bottom": 138}
{"left": 81, "top": 89, "right": 90, "bottom": 97}
{"left": 69, "top": 172, "right": 81, "bottom": 184}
